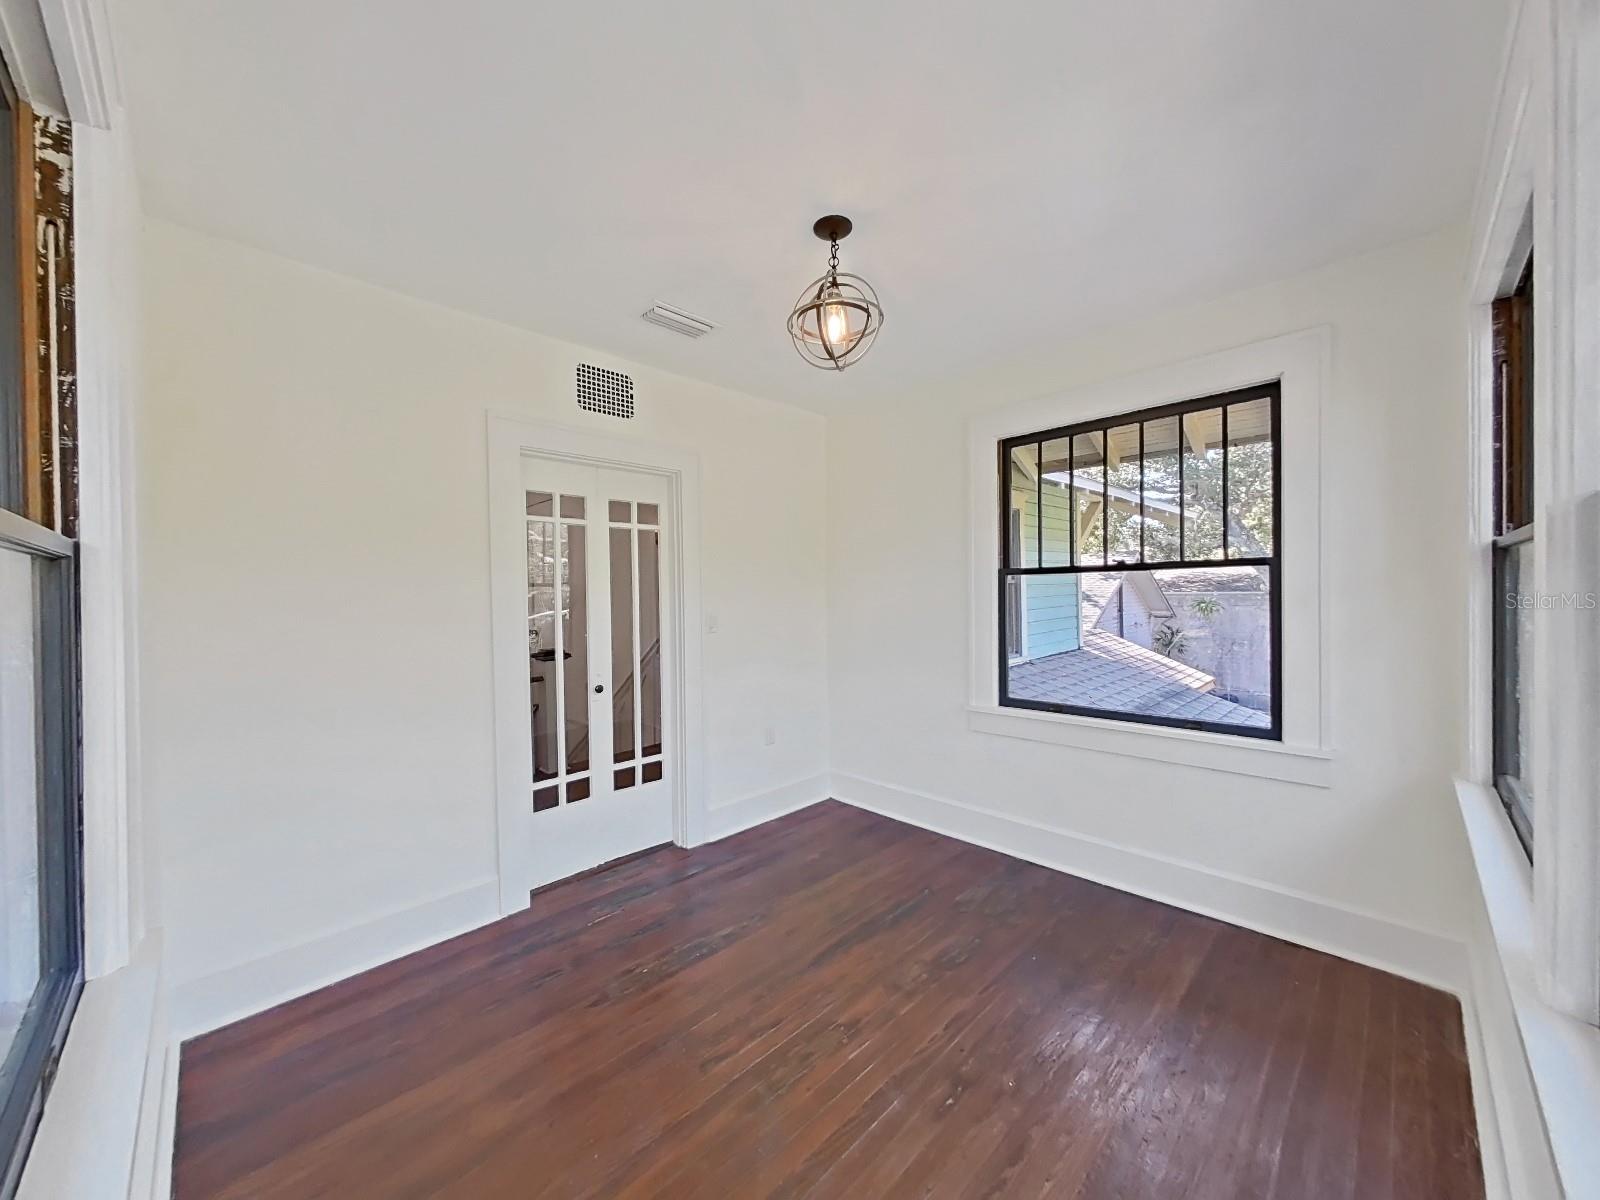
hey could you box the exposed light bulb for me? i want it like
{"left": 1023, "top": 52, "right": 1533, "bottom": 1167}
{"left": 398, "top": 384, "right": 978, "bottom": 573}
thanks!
{"left": 823, "top": 301, "right": 851, "bottom": 348}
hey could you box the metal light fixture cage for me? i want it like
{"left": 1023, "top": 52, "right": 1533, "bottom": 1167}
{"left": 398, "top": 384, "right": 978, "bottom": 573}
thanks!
{"left": 787, "top": 215, "right": 883, "bottom": 370}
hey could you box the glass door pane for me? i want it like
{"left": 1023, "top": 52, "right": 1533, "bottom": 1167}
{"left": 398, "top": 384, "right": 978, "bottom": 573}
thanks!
{"left": 561, "top": 518, "right": 590, "bottom": 777}
{"left": 608, "top": 525, "right": 635, "bottom": 787}
{"left": 526, "top": 493, "right": 557, "bottom": 808}
{"left": 607, "top": 496, "right": 666, "bottom": 791}
{"left": 526, "top": 488, "right": 590, "bottom": 810}
{"left": 639, "top": 527, "right": 662, "bottom": 760}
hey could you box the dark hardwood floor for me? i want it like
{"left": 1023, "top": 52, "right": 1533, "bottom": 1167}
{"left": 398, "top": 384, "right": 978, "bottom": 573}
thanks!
{"left": 174, "top": 801, "right": 1482, "bottom": 1199}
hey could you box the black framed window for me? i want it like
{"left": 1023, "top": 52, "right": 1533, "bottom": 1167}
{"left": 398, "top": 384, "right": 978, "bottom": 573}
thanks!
{"left": 0, "top": 51, "right": 83, "bottom": 1198}
{"left": 998, "top": 382, "right": 1282, "bottom": 739}
{"left": 1491, "top": 255, "right": 1534, "bottom": 855}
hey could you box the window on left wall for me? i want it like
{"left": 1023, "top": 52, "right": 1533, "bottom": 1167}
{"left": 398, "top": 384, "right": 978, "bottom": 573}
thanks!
{"left": 0, "top": 51, "right": 83, "bottom": 1199}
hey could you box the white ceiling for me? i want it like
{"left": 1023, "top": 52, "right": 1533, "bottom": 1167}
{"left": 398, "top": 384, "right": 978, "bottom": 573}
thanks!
{"left": 117, "top": 1, "right": 1508, "bottom": 412}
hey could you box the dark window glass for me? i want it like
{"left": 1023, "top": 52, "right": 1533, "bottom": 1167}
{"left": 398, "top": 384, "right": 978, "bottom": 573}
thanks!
{"left": 1004, "top": 511, "right": 1024, "bottom": 659}
{"left": 998, "top": 384, "right": 1281, "bottom": 739}
{"left": 1039, "top": 436, "right": 1073, "bottom": 568}
{"left": 1072, "top": 433, "right": 1106, "bottom": 567}
{"left": 1226, "top": 397, "right": 1275, "bottom": 557}
{"left": 1106, "top": 424, "right": 1142, "bottom": 564}
{"left": 1181, "top": 408, "right": 1224, "bottom": 561}
{"left": 0, "top": 52, "right": 85, "bottom": 1195}
{"left": 1006, "top": 445, "right": 1040, "bottom": 568}
{"left": 1141, "top": 417, "right": 1181, "bottom": 563}
{"left": 1491, "top": 256, "right": 1534, "bottom": 854}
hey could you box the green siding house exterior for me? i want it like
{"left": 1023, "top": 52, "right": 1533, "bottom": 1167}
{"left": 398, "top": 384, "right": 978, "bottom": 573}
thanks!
{"left": 1015, "top": 480, "right": 1080, "bottom": 659}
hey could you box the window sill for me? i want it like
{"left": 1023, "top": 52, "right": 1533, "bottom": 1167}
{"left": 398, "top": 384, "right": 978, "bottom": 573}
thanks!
{"left": 17, "top": 934, "right": 166, "bottom": 1199}
{"left": 1455, "top": 779, "right": 1600, "bottom": 1197}
{"left": 966, "top": 704, "right": 1333, "bottom": 787}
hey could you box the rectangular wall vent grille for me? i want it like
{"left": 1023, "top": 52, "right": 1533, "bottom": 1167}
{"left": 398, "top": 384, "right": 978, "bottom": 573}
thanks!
{"left": 576, "top": 363, "right": 635, "bottom": 419}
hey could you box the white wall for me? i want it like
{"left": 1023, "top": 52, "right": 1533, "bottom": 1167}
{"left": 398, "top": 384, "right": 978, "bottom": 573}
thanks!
{"left": 137, "top": 220, "right": 829, "bottom": 1008}
{"left": 827, "top": 227, "right": 1481, "bottom": 946}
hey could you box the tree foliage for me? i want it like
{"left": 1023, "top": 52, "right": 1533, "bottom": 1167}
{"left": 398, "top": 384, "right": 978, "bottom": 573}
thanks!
{"left": 1072, "top": 441, "right": 1273, "bottom": 564}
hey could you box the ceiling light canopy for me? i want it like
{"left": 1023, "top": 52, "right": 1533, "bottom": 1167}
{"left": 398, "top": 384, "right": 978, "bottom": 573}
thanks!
{"left": 787, "top": 215, "right": 883, "bottom": 371}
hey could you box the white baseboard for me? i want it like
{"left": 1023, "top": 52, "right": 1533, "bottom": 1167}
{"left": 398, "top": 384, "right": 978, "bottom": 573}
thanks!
{"left": 167, "top": 775, "right": 825, "bottom": 1044}
{"left": 170, "top": 878, "right": 502, "bottom": 1040}
{"left": 829, "top": 771, "right": 1469, "bottom": 994}
{"left": 127, "top": 777, "right": 1510, "bottom": 1197}
{"left": 827, "top": 773, "right": 1525, "bottom": 1195}
{"left": 705, "top": 774, "right": 830, "bottom": 842}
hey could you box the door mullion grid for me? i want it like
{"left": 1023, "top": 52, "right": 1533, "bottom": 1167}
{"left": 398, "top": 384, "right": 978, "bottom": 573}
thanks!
{"left": 552, "top": 502, "right": 569, "bottom": 802}
{"left": 527, "top": 511, "right": 556, "bottom": 802}
{"left": 584, "top": 482, "right": 616, "bottom": 805}
{"left": 632, "top": 520, "right": 643, "bottom": 767}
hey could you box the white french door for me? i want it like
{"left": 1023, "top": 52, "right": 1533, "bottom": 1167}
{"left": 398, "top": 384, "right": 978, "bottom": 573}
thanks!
{"left": 521, "top": 455, "right": 674, "bottom": 888}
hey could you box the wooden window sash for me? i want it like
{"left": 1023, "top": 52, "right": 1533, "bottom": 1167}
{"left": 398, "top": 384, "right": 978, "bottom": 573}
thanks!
{"left": 1492, "top": 259, "right": 1533, "bottom": 538}
{"left": 12, "top": 100, "right": 74, "bottom": 535}
{"left": 14, "top": 95, "right": 41, "bottom": 524}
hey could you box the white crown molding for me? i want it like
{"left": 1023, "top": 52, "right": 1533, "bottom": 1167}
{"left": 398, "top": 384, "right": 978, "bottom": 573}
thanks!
{"left": 0, "top": 0, "right": 63, "bottom": 114}
{"left": 37, "top": 0, "right": 117, "bottom": 125}
{"left": 0, "top": 0, "right": 120, "bottom": 123}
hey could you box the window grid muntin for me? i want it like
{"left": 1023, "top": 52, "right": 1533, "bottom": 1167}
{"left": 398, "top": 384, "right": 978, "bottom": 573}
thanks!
{"left": 997, "top": 382, "right": 1282, "bottom": 741}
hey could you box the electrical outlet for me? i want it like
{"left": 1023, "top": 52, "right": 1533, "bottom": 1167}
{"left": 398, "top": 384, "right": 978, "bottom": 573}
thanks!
{"left": 763, "top": 727, "right": 777, "bottom": 747}
{"left": 706, "top": 613, "right": 719, "bottom": 634}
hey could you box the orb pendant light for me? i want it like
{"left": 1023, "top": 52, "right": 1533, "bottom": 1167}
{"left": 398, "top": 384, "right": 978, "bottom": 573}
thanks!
{"left": 787, "top": 215, "right": 883, "bottom": 370}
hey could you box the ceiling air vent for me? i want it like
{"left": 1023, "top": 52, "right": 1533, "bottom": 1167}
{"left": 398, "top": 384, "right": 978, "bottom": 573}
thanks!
{"left": 576, "top": 363, "right": 636, "bottom": 419}
{"left": 641, "top": 302, "right": 716, "bottom": 339}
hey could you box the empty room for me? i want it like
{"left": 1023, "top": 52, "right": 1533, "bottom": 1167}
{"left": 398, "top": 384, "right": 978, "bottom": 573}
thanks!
{"left": 0, "top": 0, "right": 1596, "bottom": 1196}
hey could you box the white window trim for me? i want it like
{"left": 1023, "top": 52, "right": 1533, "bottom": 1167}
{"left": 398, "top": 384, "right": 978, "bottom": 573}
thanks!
{"left": 0, "top": 12, "right": 172, "bottom": 1200}
{"left": 1464, "top": 0, "right": 1600, "bottom": 1028}
{"left": 1454, "top": 2, "right": 1600, "bottom": 1195}
{"left": 967, "top": 327, "right": 1332, "bottom": 785}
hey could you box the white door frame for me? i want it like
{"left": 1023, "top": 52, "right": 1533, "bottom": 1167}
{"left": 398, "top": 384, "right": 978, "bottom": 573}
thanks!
{"left": 486, "top": 412, "right": 706, "bottom": 914}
